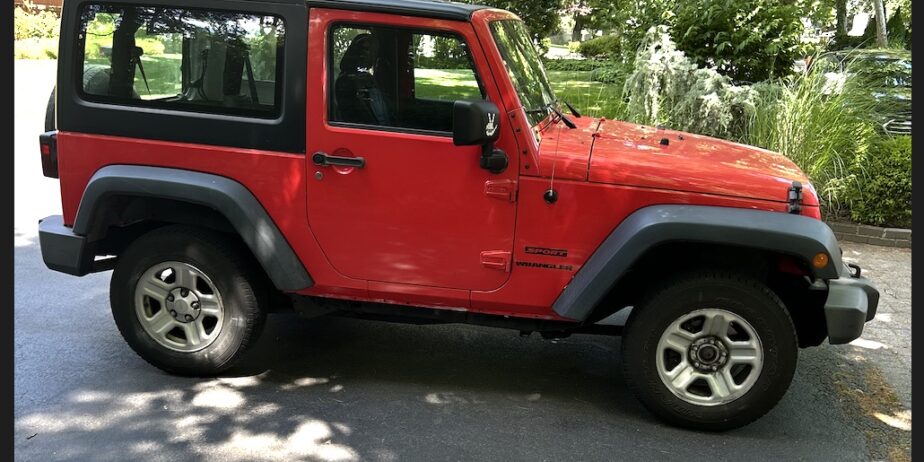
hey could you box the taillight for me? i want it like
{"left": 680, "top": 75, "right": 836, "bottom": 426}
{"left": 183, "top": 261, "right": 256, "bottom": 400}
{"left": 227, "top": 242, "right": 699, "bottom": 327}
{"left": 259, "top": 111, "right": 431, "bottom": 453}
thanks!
{"left": 39, "top": 131, "right": 58, "bottom": 178}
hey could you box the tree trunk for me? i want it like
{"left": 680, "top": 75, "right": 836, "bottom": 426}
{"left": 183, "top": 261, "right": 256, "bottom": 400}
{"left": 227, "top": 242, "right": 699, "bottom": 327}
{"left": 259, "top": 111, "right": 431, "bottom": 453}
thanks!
{"left": 873, "top": 0, "right": 888, "bottom": 47}
{"left": 571, "top": 15, "right": 585, "bottom": 42}
{"left": 834, "top": 0, "right": 848, "bottom": 44}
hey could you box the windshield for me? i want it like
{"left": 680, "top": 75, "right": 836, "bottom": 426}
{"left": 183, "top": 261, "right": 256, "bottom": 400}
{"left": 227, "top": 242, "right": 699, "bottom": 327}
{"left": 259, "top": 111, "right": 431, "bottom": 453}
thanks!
{"left": 490, "top": 20, "right": 556, "bottom": 126}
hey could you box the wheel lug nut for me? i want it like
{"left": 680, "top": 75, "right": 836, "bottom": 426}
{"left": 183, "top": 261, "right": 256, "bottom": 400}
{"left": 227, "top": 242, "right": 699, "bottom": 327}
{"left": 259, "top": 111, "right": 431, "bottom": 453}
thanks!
{"left": 170, "top": 310, "right": 177, "bottom": 317}
{"left": 180, "top": 289, "right": 189, "bottom": 297}
{"left": 184, "top": 314, "right": 193, "bottom": 322}
{"left": 191, "top": 302, "right": 200, "bottom": 309}
{"left": 167, "top": 294, "right": 174, "bottom": 302}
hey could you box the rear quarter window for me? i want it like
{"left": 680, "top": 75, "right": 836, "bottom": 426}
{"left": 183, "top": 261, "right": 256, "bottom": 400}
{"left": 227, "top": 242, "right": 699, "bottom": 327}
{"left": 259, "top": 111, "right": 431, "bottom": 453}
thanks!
{"left": 77, "top": 3, "right": 285, "bottom": 118}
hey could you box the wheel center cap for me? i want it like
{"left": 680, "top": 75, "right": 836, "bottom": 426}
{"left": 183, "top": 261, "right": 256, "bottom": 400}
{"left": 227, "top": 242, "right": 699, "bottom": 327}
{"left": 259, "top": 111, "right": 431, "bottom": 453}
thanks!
{"left": 166, "top": 287, "right": 201, "bottom": 323}
{"left": 689, "top": 336, "right": 729, "bottom": 372}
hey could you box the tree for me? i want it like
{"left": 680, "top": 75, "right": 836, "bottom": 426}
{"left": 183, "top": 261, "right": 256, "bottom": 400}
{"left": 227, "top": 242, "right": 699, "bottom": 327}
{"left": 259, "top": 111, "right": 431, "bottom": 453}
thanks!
{"left": 469, "top": 0, "right": 564, "bottom": 46}
{"left": 672, "top": 0, "right": 805, "bottom": 82}
{"left": 834, "top": 0, "right": 848, "bottom": 45}
{"left": 872, "top": 0, "right": 888, "bottom": 46}
{"left": 565, "top": 0, "right": 622, "bottom": 42}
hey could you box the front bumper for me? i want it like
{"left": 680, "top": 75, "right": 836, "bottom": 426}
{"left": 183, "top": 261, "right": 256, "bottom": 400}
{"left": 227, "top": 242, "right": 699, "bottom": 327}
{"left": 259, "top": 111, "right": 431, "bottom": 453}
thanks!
{"left": 824, "top": 263, "right": 879, "bottom": 344}
{"left": 38, "top": 215, "right": 93, "bottom": 276}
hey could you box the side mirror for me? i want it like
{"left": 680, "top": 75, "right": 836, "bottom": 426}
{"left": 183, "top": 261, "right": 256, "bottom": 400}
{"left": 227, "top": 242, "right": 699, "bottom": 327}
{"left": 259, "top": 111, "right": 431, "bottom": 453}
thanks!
{"left": 452, "top": 100, "right": 501, "bottom": 146}
{"left": 453, "top": 100, "right": 508, "bottom": 174}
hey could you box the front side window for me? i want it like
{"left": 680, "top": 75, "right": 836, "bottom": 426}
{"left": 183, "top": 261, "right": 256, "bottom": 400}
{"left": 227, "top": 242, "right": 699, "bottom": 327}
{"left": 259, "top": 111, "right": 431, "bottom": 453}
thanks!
{"left": 79, "top": 4, "right": 285, "bottom": 116}
{"left": 329, "top": 24, "right": 484, "bottom": 133}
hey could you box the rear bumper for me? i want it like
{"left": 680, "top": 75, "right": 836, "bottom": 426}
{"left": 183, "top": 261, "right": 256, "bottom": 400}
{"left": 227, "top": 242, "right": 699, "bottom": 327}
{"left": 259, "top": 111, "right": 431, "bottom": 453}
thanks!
{"left": 824, "top": 263, "right": 879, "bottom": 344}
{"left": 38, "top": 215, "right": 93, "bottom": 276}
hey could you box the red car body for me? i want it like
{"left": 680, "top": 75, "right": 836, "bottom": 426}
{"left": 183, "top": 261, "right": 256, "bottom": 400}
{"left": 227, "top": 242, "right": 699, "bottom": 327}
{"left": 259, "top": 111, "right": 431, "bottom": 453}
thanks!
{"left": 52, "top": 7, "right": 821, "bottom": 322}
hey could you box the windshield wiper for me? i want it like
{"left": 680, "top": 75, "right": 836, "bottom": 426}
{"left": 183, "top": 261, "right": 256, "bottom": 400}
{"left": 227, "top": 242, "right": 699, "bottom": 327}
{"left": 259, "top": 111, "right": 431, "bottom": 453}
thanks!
{"left": 525, "top": 101, "right": 576, "bottom": 129}
{"left": 563, "top": 100, "right": 582, "bottom": 118}
{"left": 549, "top": 102, "right": 577, "bottom": 128}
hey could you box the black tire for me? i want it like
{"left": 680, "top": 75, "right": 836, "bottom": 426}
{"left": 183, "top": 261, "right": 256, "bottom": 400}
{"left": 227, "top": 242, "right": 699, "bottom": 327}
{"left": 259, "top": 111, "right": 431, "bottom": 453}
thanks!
{"left": 621, "top": 271, "right": 798, "bottom": 431}
{"left": 110, "top": 225, "right": 267, "bottom": 376}
{"left": 45, "top": 87, "right": 55, "bottom": 132}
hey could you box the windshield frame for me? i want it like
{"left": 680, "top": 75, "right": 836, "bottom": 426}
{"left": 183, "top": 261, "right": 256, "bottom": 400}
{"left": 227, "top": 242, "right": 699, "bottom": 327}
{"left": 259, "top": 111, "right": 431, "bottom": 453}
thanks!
{"left": 488, "top": 19, "right": 557, "bottom": 126}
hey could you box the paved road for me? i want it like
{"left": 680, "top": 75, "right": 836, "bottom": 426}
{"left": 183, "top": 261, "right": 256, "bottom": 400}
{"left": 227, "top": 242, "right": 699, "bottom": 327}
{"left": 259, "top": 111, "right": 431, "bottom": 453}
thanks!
{"left": 14, "top": 60, "right": 911, "bottom": 461}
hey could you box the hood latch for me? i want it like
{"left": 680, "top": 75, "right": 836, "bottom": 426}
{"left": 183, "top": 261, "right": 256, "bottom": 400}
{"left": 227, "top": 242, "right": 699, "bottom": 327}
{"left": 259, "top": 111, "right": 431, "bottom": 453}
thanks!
{"left": 788, "top": 181, "right": 803, "bottom": 214}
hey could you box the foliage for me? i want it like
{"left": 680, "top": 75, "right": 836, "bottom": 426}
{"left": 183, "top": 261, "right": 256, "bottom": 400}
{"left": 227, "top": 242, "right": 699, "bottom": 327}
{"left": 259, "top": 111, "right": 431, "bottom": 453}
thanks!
{"left": 848, "top": 135, "right": 912, "bottom": 228}
{"left": 589, "top": 62, "right": 630, "bottom": 84}
{"left": 416, "top": 36, "right": 472, "bottom": 70}
{"left": 565, "top": 0, "right": 623, "bottom": 41}
{"left": 671, "top": 0, "right": 805, "bottom": 82}
{"left": 14, "top": 37, "right": 59, "bottom": 59}
{"left": 743, "top": 63, "right": 880, "bottom": 212}
{"left": 14, "top": 1, "right": 59, "bottom": 40}
{"left": 576, "top": 35, "right": 621, "bottom": 60}
{"left": 622, "top": 26, "right": 759, "bottom": 140}
{"left": 612, "top": 0, "right": 678, "bottom": 63}
{"left": 466, "top": 0, "right": 564, "bottom": 49}
{"left": 886, "top": 7, "right": 909, "bottom": 48}
{"left": 541, "top": 58, "right": 600, "bottom": 72}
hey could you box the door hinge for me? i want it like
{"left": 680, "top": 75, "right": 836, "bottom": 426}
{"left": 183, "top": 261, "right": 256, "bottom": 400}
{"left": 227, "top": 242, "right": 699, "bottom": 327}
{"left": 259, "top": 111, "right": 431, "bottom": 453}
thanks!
{"left": 480, "top": 250, "right": 512, "bottom": 272}
{"left": 484, "top": 179, "right": 517, "bottom": 202}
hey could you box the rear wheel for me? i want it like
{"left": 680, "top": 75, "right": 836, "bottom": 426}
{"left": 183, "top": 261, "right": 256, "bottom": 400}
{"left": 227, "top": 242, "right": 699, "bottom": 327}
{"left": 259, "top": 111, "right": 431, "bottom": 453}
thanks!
{"left": 622, "top": 271, "right": 798, "bottom": 431}
{"left": 110, "top": 226, "right": 267, "bottom": 376}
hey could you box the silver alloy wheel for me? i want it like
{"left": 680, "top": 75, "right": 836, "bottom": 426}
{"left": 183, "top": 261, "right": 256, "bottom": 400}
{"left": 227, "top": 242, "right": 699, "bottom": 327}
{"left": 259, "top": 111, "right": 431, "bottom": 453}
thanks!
{"left": 134, "top": 261, "right": 224, "bottom": 353}
{"left": 655, "top": 308, "right": 763, "bottom": 406}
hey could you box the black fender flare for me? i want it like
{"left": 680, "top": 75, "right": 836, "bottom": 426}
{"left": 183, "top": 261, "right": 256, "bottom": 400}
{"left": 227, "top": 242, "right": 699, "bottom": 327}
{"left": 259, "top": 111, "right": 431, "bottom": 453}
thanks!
{"left": 552, "top": 205, "right": 842, "bottom": 321}
{"left": 74, "top": 165, "right": 313, "bottom": 292}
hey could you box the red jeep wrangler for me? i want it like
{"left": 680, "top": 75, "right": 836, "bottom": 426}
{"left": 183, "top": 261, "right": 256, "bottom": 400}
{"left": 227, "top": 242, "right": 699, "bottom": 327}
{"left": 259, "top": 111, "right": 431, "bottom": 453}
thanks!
{"left": 38, "top": 0, "right": 878, "bottom": 430}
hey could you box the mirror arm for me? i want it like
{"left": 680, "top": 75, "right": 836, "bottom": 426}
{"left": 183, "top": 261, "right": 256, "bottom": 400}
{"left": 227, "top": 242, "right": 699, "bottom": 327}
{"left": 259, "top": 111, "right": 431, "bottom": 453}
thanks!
{"left": 480, "top": 141, "right": 508, "bottom": 174}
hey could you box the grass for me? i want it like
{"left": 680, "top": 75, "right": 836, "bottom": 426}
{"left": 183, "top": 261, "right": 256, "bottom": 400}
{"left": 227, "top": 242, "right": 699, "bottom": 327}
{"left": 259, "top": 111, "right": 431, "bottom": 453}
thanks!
{"left": 413, "top": 69, "right": 628, "bottom": 120}
{"left": 414, "top": 69, "right": 482, "bottom": 101}
{"left": 547, "top": 71, "right": 628, "bottom": 120}
{"left": 85, "top": 54, "right": 183, "bottom": 99}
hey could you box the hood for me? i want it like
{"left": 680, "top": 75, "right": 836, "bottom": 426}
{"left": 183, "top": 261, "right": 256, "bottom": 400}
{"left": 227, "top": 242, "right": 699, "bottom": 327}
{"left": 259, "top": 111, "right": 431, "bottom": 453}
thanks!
{"left": 535, "top": 117, "right": 818, "bottom": 206}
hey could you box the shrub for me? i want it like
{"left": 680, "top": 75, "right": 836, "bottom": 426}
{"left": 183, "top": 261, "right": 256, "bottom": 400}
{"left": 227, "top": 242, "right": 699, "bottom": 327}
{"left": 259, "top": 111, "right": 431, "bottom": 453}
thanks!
{"left": 622, "top": 26, "right": 758, "bottom": 140}
{"left": 744, "top": 62, "right": 880, "bottom": 213}
{"left": 541, "top": 58, "right": 599, "bottom": 72}
{"left": 14, "top": 2, "right": 59, "bottom": 40}
{"left": 577, "top": 35, "right": 621, "bottom": 60}
{"left": 887, "top": 7, "right": 909, "bottom": 49}
{"left": 589, "top": 63, "right": 630, "bottom": 84}
{"left": 849, "top": 136, "right": 912, "bottom": 228}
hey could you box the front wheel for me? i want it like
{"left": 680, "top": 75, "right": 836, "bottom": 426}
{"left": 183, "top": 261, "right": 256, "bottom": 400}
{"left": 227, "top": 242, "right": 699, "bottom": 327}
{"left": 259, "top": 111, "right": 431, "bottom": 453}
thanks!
{"left": 622, "top": 271, "right": 798, "bottom": 431}
{"left": 110, "top": 226, "right": 267, "bottom": 376}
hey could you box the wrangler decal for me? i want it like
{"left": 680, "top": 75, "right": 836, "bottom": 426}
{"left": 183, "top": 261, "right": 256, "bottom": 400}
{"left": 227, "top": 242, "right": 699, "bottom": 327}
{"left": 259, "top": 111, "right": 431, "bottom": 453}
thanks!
{"left": 515, "top": 261, "right": 574, "bottom": 271}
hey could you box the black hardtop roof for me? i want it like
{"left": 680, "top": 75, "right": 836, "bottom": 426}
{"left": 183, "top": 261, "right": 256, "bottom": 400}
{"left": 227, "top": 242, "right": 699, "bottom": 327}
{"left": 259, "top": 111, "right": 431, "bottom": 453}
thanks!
{"left": 306, "top": 0, "right": 490, "bottom": 21}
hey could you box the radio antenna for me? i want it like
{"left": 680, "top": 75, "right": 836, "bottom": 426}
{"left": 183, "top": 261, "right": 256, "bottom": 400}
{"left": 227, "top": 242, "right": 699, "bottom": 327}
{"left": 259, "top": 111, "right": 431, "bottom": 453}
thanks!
{"left": 544, "top": 109, "right": 562, "bottom": 204}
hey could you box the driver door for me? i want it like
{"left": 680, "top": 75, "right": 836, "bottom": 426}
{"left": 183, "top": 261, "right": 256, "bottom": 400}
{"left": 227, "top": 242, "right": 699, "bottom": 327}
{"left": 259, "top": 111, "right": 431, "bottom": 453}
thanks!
{"left": 305, "top": 9, "right": 520, "bottom": 297}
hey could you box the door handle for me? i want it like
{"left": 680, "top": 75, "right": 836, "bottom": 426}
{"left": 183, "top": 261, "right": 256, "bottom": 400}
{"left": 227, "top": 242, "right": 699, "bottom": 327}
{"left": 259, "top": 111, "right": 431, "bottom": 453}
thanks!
{"left": 312, "top": 152, "right": 365, "bottom": 168}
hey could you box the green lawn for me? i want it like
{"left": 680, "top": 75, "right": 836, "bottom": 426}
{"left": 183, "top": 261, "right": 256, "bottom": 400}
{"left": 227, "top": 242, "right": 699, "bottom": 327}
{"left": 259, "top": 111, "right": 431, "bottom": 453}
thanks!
{"left": 414, "top": 68, "right": 627, "bottom": 120}
{"left": 547, "top": 70, "right": 627, "bottom": 120}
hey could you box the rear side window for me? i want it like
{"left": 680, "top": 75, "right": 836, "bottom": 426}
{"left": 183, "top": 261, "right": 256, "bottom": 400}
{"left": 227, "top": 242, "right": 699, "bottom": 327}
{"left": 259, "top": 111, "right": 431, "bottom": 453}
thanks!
{"left": 78, "top": 4, "right": 285, "bottom": 117}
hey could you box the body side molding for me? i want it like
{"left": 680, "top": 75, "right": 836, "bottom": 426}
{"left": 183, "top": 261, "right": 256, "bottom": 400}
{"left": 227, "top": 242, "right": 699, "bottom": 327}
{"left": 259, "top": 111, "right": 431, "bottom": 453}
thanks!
{"left": 553, "top": 205, "right": 842, "bottom": 321}
{"left": 74, "top": 165, "right": 313, "bottom": 291}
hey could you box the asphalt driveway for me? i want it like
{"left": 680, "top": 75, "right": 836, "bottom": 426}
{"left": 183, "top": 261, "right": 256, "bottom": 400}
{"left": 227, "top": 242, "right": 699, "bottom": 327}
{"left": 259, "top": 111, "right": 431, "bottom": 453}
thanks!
{"left": 14, "top": 60, "right": 912, "bottom": 461}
